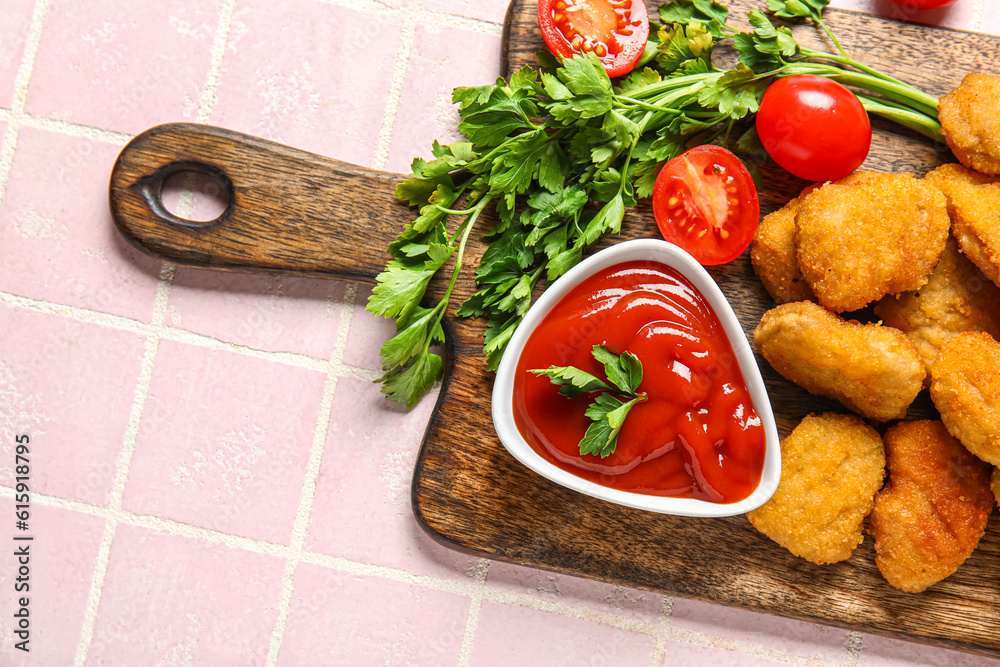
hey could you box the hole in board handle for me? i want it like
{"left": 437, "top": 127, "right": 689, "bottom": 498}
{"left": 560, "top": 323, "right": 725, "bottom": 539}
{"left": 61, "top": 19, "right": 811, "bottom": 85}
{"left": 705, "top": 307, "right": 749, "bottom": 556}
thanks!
{"left": 139, "top": 161, "right": 234, "bottom": 227}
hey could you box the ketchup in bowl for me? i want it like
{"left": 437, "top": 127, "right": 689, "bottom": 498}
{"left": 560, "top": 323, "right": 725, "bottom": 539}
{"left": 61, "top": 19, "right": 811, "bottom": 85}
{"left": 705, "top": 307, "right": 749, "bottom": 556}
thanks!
{"left": 512, "top": 260, "right": 766, "bottom": 504}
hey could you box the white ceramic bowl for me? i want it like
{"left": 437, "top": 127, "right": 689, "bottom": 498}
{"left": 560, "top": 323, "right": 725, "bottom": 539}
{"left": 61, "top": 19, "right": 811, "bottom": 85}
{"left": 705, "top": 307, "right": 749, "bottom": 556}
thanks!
{"left": 491, "top": 238, "right": 781, "bottom": 517}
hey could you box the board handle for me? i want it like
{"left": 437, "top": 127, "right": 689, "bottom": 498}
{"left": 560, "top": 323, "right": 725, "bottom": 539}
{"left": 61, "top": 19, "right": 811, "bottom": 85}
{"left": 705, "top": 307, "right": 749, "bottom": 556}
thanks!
{"left": 109, "top": 123, "right": 411, "bottom": 283}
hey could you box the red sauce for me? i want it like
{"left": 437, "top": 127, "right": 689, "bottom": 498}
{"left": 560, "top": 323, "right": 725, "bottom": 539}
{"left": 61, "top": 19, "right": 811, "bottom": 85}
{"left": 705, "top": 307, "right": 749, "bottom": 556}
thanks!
{"left": 512, "top": 261, "right": 766, "bottom": 503}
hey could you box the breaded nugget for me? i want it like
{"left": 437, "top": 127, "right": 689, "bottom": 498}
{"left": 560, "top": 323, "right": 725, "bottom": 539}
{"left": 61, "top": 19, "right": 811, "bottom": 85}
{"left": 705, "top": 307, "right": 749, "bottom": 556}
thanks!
{"left": 869, "top": 420, "right": 993, "bottom": 593}
{"left": 930, "top": 331, "right": 1000, "bottom": 465}
{"left": 751, "top": 195, "right": 815, "bottom": 304}
{"left": 751, "top": 173, "right": 884, "bottom": 305}
{"left": 993, "top": 468, "right": 1000, "bottom": 506}
{"left": 795, "top": 172, "right": 950, "bottom": 312}
{"left": 925, "top": 163, "right": 1000, "bottom": 288}
{"left": 873, "top": 237, "right": 1000, "bottom": 377}
{"left": 939, "top": 73, "right": 1000, "bottom": 175}
{"left": 754, "top": 301, "right": 925, "bottom": 421}
{"left": 748, "top": 413, "right": 885, "bottom": 565}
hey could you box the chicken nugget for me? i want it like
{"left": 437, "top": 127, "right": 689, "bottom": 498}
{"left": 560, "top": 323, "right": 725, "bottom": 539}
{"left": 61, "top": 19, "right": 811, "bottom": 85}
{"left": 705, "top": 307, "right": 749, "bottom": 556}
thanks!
{"left": 754, "top": 301, "right": 925, "bottom": 421}
{"left": 939, "top": 73, "right": 1000, "bottom": 175}
{"left": 869, "top": 420, "right": 993, "bottom": 593}
{"left": 930, "top": 331, "right": 1000, "bottom": 465}
{"left": 993, "top": 468, "right": 1000, "bottom": 506}
{"left": 751, "top": 195, "right": 815, "bottom": 304}
{"left": 748, "top": 413, "right": 885, "bottom": 565}
{"left": 925, "top": 163, "right": 1000, "bottom": 288}
{"left": 796, "top": 172, "right": 950, "bottom": 312}
{"left": 873, "top": 237, "right": 1000, "bottom": 377}
{"left": 751, "top": 173, "right": 885, "bottom": 305}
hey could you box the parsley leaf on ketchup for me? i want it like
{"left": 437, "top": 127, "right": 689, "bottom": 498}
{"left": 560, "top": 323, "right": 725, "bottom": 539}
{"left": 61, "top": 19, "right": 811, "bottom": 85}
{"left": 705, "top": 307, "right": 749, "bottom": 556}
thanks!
{"left": 531, "top": 345, "right": 647, "bottom": 458}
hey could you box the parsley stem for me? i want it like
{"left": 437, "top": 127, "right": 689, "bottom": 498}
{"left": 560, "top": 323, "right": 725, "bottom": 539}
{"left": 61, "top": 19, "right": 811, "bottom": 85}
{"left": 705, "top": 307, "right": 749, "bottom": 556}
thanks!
{"left": 826, "top": 71, "right": 939, "bottom": 119}
{"left": 856, "top": 94, "right": 943, "bottom": 141}
{"left": 615, "top": 95, "right": 719, "bottom": 118}
{"left": 813, "top": 17, "right": 849, "bottom": 59}
{"left": 798, "top": 48, "right": 911, "bottom": 91}
{"left": 437, "top": 204, "right": 480, "bottom": 215}
{"left": 435, "top": 195, "right": 493, "bottom": 331}
{"left": 624, "top": 72, "right": 719, "bottom": 101}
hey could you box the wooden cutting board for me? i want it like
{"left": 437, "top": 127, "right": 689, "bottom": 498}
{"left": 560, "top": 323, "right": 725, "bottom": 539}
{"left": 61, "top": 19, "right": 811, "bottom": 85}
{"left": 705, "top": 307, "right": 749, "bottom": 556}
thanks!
{"left": 110, "top": 0, "right": 1000, "bottom": 657}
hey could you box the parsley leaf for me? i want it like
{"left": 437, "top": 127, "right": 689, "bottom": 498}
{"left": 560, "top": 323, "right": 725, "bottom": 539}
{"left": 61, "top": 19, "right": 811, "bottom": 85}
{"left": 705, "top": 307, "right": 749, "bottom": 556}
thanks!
{"left": 766, "top": 0, "right": 830, "bottom": 21}
{"left": 529, "top": 365, "right": 615, "bottom": 397}
{"left": 655, "top": 23, "right": 717, "bottom": 74}
{"left": 659, "top": 0, "right": 730, "bottom": 38}
{"left": 580, "top": 394, "right": 645, "bottom": 458}
{"left": 531, "top": 346, "right": 647, "bottom": 458}
{"left": 378, "top": 350, "right": 443, "bottom": 410}
{"left": 592, "top": 345, "right": 643, "bottom": 394}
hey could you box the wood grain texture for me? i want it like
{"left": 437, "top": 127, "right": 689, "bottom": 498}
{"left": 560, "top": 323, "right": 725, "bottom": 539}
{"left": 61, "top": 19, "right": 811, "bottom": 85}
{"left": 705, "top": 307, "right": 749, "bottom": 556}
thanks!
{"left": 106, "top": 1, "right": 1000, "bottom": 657}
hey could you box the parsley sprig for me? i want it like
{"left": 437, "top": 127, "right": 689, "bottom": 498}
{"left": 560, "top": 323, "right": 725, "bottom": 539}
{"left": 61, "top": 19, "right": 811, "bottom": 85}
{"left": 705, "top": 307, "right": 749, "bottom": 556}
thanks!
{"left": 367, "top": 0, "right": 941, "bottom": 408}
{"left": 531, "top": 346, "right": 647, "bottom": 458}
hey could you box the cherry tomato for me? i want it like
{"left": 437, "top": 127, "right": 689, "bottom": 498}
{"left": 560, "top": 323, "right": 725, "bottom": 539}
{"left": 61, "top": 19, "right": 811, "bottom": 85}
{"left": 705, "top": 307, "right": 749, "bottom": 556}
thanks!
{"left": 652, "top": 145, "right": 760, "bottom": 266}
{"left": 537, "top": 0, "right": 650, "bottom": 78}
{"left": 755, "top": 75, "right": 872, "bottom": 182}
{"left": 890, "top": 0, "right": 957, "bottom": 8}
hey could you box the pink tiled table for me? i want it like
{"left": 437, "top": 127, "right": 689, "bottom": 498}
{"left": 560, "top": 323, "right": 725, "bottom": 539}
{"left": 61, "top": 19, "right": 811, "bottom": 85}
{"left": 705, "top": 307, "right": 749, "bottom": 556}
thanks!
{"left": 0, "top": 1, "right": 998, "bottom": 665}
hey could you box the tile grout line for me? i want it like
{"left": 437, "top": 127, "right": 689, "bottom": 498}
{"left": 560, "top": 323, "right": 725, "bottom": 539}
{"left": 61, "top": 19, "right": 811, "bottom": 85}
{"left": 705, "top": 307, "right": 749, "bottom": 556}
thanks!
{"left": 0, "top": 485, "right": 293, "bottom": 560}
{"left": 72, "top": 0, "right": 239, "bottom": 660}
{"left": 371, "top": 8, "right": 418, "bottom": 170}
{"left": 845, "top": 631, "right": 864, "bottom": 666}
{"left": 456, "top": 559, "right": 491, "bottom": 667}
{"left": 418, "top": 8, "right": 504, "bottom": 35}
{"left": 196, "top": 0, "right": 238, "bottom": 123}
{"left": 17, "top": 113, "right": 131, "bottom": 145}
{"left": 316, "top": 0, "right": 504, "bottom": 30}
{"left": 263, "top": 282, "right": 360, "bottom": 666}
{"left": 0, "top": 288, "right": 383, "bottom": 379}
{"left": 648, "top": 595, "right": 674, "bottom": 666}
{"left": 971, "top": 0, "right": 984, "bottom": 32}
{"left": 0, "top": 0, "right": 49, "bottom": 209}
{"left": 658, "top": 624, "right": 849, "bottom": 667}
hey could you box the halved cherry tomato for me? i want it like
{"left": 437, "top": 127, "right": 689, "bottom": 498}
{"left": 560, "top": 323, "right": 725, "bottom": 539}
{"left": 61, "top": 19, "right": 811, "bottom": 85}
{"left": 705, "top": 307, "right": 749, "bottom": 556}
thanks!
{"left": 890, "top": 0, "right": 957, "bottom": 8}
{"left": 652, "top": 145, "right": 760, "bottom": 266}
{"left": 537, "top": 0, "right": 650, "bottom": 78}
{"left": 755, "top": 75, "right": 871, "bottom": 182}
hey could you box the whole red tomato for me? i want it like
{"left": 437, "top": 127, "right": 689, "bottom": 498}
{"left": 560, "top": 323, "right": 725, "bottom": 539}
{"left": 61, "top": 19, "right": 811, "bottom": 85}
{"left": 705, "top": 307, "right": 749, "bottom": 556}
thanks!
{"left": 755, "top": 75, "right": 872, "bottom": 182}
{"left": 889, "top": 0, "right": 957, "bottom": 8}
{"left": 537, "top": 0, "right": 649, "bottom": 78}
{"left": 652, "top": 145, "right": 760, "bottom": 266}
